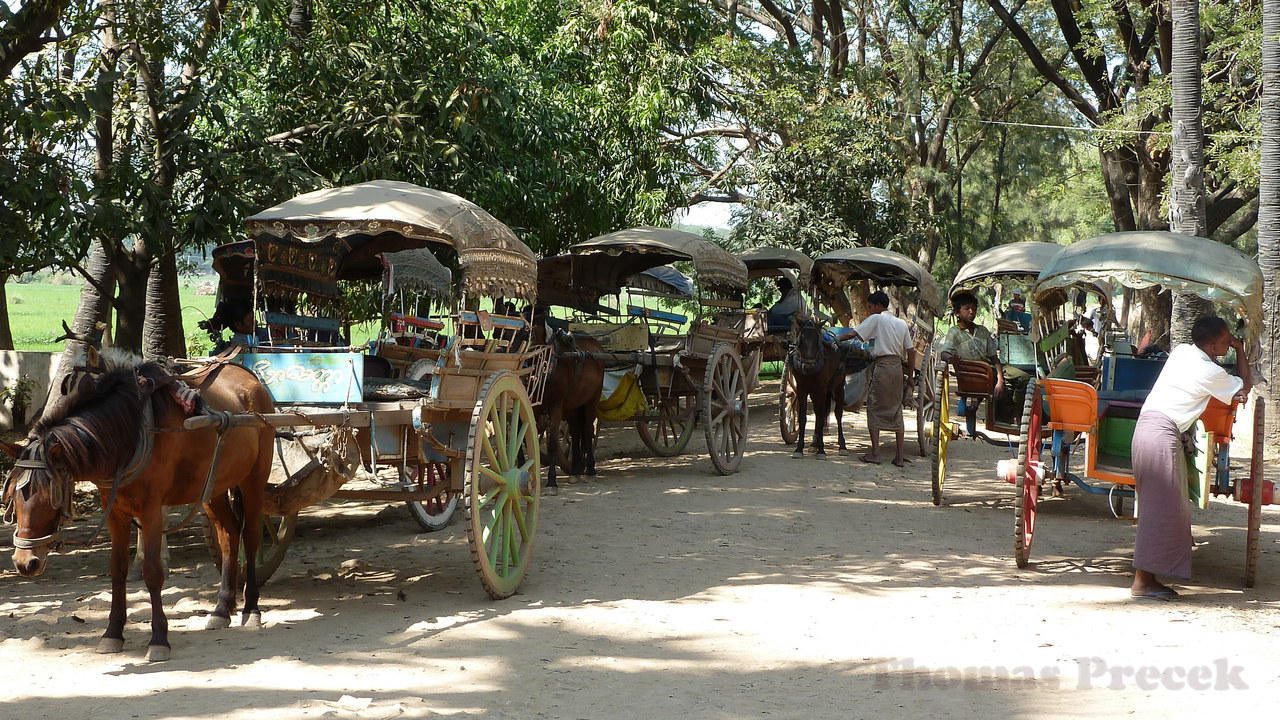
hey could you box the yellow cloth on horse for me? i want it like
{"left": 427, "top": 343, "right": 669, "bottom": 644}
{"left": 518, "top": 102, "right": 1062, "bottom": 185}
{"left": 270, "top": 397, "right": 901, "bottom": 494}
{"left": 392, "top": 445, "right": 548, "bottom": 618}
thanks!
{"left": 597, "top": 372, "right": 645, "bottom": 422}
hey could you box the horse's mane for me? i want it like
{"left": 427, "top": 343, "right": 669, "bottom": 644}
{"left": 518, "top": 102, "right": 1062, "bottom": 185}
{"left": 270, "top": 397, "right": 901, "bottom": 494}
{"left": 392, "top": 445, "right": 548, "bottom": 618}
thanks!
{"left": 32, "top": 360, "right": 166, "bottom": 479}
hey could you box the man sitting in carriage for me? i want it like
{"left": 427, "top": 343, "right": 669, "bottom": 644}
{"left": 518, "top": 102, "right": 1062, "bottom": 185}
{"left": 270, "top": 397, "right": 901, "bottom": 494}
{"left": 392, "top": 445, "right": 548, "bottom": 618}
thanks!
{"left": 767, "top": 276, "right": 805, "bottom": 333}
{"left": 938, "top": 291, "right": 1030, "bottom": 434}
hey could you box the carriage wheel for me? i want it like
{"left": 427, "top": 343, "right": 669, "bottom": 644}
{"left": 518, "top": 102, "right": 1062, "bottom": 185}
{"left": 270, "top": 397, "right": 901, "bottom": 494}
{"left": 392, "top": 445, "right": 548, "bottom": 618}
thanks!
{"left": 1245, "top": 399, "right": 1266, "bottom": 588}
{"left": 1014, "top": 379, "right": 1043, "bottom": 568}
{"left": 202, "top": 511, "right": 298, "bottom": 588}
{"left": 406, "top": 461, "right": 458, "bottom": 532}
{"left": 637, "top": 394, "right": 696, "bottom": 456}
{"left": 779, "top": 363, "right": 800, "bottom": 446}
{"left": 931, "top": 367, "right": 950, "bottom": 506}
{"left": 916, "top": 366, "right": 936, "bottom": 458}
{"left": 704, "top": 343, "right": 749, "bottom": 475}
{"left": 465, "top": 372, "right": 541, "bottom": 599}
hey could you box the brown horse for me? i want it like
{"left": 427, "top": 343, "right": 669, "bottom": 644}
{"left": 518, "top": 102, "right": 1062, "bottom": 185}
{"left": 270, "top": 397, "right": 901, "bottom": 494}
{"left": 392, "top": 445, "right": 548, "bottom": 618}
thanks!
{"left": 528, "top": 310, "right": 605, "bottom": 491}
{"left": 787, "top": 319, "right": 848, "bottom": 459}
{"left": 1, "top": 358, "right": 274, "bottom": 662}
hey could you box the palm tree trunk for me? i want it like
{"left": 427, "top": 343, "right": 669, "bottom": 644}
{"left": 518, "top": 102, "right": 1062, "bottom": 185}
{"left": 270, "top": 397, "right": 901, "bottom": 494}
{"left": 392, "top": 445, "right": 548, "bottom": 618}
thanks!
{"left": 1259, "top": 0, "right": 1280, "bottom": 452}
{"left": 1169, "top": 0, "right": 1210, "bottom": 347}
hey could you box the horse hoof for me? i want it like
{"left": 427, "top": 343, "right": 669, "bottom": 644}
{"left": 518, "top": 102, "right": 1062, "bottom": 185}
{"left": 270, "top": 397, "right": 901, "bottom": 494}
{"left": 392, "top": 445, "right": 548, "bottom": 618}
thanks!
{"left": 205, "top": 614, "right": 232, "bottom": 630}
{"left": 791, "top": 451, "right": 803, "bottom": 459}
{"left": 545, "top": 485, "right": 559, "bottom": 496}
{"left": 838, "top": 449, "right": 850, "bottom": 456}
{"left": 242, "top": 611, "right": 262, "bottom": 629}
{"left": 97, "top": 637, "right": 125, "bottom": 654}
{"left": 816, "top": 453, "right": 828, "bottom": 460}
{"left": 145, "top": 644, "right": 171, "bottom": 662}
{"left": 586, "top": 469, "right": 597, "bottom": 477}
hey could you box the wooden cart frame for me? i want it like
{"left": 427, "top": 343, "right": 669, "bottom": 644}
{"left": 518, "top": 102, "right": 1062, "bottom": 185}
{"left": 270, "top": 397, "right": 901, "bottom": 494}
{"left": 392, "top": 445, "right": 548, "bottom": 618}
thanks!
{"left": 197, "top": 180, "right": 547, "bottom": 599}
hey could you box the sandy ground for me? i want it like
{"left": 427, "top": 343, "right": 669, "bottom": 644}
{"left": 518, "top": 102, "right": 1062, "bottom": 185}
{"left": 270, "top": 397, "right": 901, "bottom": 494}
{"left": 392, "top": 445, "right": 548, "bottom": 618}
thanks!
{"left": 3, "top": 380, "right": 1279, "bottom": 720}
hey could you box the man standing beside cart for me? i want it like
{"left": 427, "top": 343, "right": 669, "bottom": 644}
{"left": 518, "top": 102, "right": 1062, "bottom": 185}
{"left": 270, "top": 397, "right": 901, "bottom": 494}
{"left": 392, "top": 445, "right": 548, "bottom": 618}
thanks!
{"left": 838, "top": 291, "right": 915, "bottom": 467}
{"left": 1130, "top": 316, "right": 1251, "bottom": 600}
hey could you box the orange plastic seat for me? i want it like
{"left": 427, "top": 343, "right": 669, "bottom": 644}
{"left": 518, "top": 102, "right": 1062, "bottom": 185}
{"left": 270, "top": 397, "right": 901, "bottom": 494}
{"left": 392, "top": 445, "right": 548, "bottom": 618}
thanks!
{"left": 1199, "top": 397, "right": 1237, "bottom": 441}
{"left": 1040, "top": 378, "right": 1097, "bottom": 433}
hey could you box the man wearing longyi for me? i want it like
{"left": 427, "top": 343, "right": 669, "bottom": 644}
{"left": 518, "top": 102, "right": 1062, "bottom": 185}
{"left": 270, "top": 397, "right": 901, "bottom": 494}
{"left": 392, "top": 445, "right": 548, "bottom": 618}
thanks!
{"left": 1130, "top": 316, "right": 1251, "bottom": 600}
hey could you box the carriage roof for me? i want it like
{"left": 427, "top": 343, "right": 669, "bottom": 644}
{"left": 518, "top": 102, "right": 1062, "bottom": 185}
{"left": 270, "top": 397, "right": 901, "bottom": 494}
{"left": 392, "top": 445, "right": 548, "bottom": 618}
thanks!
{"left": 568, "top": 226, "right": 748, "bottom": 296}
{"left": 1034, "top": 231, "right": 1264, "bottom": 339}
{"left": 238, "top": 180, "right": 536, "bottom": 302}
{"left": 538, "top": 253, "right": 694, "bottom": 311}
{"left": 949, "top": 242, "right": 1065, "bottom": 293}
{"left": 740, "top": 247, "right": 813, "bottom": 286}
{"left": 812, "top": 246, "right": 943, "bottom": 316}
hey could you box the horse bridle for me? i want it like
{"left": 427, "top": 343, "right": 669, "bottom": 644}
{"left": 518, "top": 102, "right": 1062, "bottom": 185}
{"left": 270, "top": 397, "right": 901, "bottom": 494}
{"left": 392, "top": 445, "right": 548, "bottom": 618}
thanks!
{"left": 4, "top": 372, "right": 158, "bottom": 553}
{"left": 4, "top": 440, "right": 75, "bottom": 551}
{"left": 789, "top": 324, "right": 826, "bottom": 375}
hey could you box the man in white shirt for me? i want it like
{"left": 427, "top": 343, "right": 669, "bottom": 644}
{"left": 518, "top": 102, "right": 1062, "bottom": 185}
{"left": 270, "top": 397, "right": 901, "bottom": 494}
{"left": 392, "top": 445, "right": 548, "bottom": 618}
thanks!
{"left": 1130, "top": 316, "right": 1251, "bottom": 600}
{"left": 838, "top": 291, "right": 915, "bottom": 466}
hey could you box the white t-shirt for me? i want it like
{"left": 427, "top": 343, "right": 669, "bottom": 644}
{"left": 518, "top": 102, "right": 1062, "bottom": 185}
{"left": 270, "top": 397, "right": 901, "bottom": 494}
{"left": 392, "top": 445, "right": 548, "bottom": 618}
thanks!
{"left": 853, "top": 311, "right": 911, "bottom": 358}
{"left": 1142, "top": 343, "right": 1243, "bottom": 432}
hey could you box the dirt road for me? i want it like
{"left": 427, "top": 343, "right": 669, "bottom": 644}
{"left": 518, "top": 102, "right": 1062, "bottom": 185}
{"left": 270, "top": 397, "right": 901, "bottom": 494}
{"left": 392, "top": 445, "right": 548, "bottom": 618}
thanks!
{"left": 3, "top": 383, "right": 1278, "bottom": 719}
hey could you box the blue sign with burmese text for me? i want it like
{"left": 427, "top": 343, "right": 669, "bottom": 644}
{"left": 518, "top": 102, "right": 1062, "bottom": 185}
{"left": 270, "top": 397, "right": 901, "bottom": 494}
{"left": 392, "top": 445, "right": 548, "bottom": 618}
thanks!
{"left": 238, "top": 353, "right": 364, "bottom": 403}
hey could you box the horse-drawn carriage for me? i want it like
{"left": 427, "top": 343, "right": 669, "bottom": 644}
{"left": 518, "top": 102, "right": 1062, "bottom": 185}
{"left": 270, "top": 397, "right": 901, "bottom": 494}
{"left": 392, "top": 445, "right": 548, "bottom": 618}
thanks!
{"left": 1005, "top": 231, "right": 1269, "bottom": 584}
{"left": 930, "top": 241, "right": 1112, "bottom": 506}
{"left": 536, "top": 227, "right": 752, "bottom": 475}
{"left": 787, "top": 247, "right": 942, "bottom": 454}
{"left": 197, "top": 180, "right": 549, "bottom": 599}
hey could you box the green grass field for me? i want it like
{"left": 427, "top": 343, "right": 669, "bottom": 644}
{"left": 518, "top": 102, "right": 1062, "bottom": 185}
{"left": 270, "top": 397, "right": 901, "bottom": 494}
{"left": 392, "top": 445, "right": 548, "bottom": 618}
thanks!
{"left": 5, "top": 280, "right": 220, "bottom": 353}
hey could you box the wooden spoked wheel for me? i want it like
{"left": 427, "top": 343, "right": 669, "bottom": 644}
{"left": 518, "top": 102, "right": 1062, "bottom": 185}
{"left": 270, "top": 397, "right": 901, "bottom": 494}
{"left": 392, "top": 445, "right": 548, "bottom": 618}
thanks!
{"left": 406, "top": 461, "right": 458, "bottom": 532}
{"left": 916, "top": 365, "right": 935, "bottom": 458}
{"left": 202, "top": 510, "right": 298, "bottom": 588}
{"left": 704, "top": 343, "right": 749, "bottom": 475}
{"left": 931, "top": 367, "right": 950, "bottom": 506}
{"left": 1245, "top": 398, "right": 1266, "bottom": 588}
{"left": 637, "top": 393, "right": 697, "bottom": 456}
{"left": 465, "top": 372, "right": 541, "bottom": 599}
{"left": 1014, "top": 379, "right": 1043, "bottom": 568}
{"left": 779, "top": 363, "right": 799, "bottom": 446}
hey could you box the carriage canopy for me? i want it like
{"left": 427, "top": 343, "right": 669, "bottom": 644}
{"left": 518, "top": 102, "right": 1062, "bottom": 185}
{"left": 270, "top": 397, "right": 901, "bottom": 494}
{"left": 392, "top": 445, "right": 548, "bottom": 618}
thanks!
{"left": 381, "top": 248, "right": 453, "bottom": 301}
{"left": 568, "top": 226, "right": 748, "bottom": 297}
{"left": 950, "top": 242, "right": 1065, "bottom": 294}
{"left": 740, "top": 247, "right": 813, "bottom": 287}
{"left": 812, "top": 246, "right": 943, "bottom": 316}
{"left": 1034, "top": 231, "right": 1264, "bottom": 339}
{"left": 241, "top": 180, "right": 537, "bottom": 302}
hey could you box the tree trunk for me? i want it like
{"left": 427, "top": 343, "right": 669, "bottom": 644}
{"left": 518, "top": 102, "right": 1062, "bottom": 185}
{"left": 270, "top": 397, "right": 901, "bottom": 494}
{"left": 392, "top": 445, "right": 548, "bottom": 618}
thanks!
{"left": 144, "top": 249, "right": 187, "bottom": 358}
{"left": 1169, "top": 0, "right": 1211, "bottom": 347}
{"left": 113, "top": 241, "right": 152, "bottom": 353}
{"left": 0, "top": 273, "right": 12, "bottom": 350}
{"left": 41, "top": 240, "right": 117, "bottom": 420}
{"left": 1259, "top": 0, "right": 1280, "bottom": 453}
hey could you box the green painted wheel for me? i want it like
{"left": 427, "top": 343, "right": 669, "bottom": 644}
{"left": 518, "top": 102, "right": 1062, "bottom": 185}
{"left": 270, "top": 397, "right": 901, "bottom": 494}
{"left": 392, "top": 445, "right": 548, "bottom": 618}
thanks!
{"left": 465, "top": 372, "right": 541, "bottom": 599}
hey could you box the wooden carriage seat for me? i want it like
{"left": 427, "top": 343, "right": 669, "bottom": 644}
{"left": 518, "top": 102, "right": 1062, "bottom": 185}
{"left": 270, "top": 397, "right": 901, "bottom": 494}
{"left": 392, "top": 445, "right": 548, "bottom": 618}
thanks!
{"left": 389, "top": 312, "right": 445, "bottom": 348}
{"left": 951, "top": 358, "right": 997, "bottom": 398}
{"left": 1040, "top": 378, "right": 1096, "bottom": 433}
{"left": 457, "top": 310, "right": 526, "bottom": 352}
